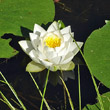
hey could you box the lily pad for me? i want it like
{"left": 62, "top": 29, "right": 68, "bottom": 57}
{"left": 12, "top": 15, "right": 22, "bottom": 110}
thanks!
{"left": 0, "top": 0, "right": 55, "bottom": 37}
{"left": 84, "top": 20, "right": 110, "bottom": 88}
{"left": 0, "top": 38, "right": 18, "bottom": 58}
{"left": 83, "top": 92, "right": 110, "bottom": 110}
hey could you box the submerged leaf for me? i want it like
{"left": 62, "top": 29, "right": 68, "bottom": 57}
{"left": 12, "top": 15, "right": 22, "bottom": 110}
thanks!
{"left": 26, "top": 61, "right": 46, "bottom": 72}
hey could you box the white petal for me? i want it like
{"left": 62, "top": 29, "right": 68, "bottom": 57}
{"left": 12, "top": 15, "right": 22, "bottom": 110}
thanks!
{"left": 37, "top": 41, "right": 43, "bottom": 53}
{"left": 66, "top": 42, "right": 75, "bottom": 52}
{"left": 55, "top": 42, "right": 65, "bottom": 53}
{"left": 44, "top": 46, "right": 55, "bottom": 52}
{"left": 29, "top": 33, "right": 39, "bottom": 50}
{"left": 37, "top": 49, "right": 47, "bottom": 60}
{"left": 29, "top": 50, "right": 40, "bottom": 63}
{"left": 58, "top": 48, "right": 67, "bottom": 56}
{"left": 18, "top": 40, "right": 33, "bottom": 55}
{"left": 34, "top": 24, "right": 47, "bottom": 37}
{"left": 63, "top": 33, "right": 73, "bottom": 42}
{"left": 60, "top": 26, "right": 71, "bottom": 35}
{"left": 60, "top": 52, "right": 74, "bottom": 64}
{"left": 60, "top": 42, "right": 83, "bottom": 64}
{"left": 72, "top": 42, "right": 83, "bottom": 56}
{"left": 56, "top": 42, "right": 68, "bottom": 55}
{"left": 53, "top": 30, "right": 62, "bottom": 39}
{"left": 47, "top": 21, "right": 59, "bottom": 32}
{"left": 45, "top": 50, "right": 57, "bottom": 60}
{"left": 51, "top": 56, "right": 62, "bottom": 64}
{"left": 39, "top": 59, "right": 53, "bottom": 67}
{"left": 43, "top": 46, "right": 57, "bottom": 59}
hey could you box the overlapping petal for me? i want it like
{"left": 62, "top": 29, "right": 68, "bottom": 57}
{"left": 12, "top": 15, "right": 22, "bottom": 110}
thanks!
{"left": 19, "top": 40, "right": 33, "bottom": 55}
{"left": 60, "top": 26, "right": 71, "bottom": 35}
{"left": 47, "top": 21, "right": 59, "bottom": 32}
{"left": 29, "top": 33, "right": 39, "bottom": 50}
{"left": 63, "top": 33, "right": 73, "bottom": 42}
{"left": 19, "top": 21, "right": 83, "bottom": 73}
{"left": 39, "top": 59, "right": 53, "bottom": 67}
{"left": 72, "top": 42, "right": 83, "bottom": 56}
{"left": 34, "top": 24, "right": 47, "bottom": 37}
{"left": 29, "top": 49, "right": 40, "bottom": 63}
{"left": 60, "top": 52, "right": 74, "bottom": 64}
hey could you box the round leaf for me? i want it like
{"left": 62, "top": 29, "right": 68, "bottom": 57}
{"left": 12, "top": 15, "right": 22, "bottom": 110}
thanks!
{"left": 84, "top": 20, "right": 110, "bottom": 88}
{"left": 0, "top": 0, "right": 55, "bottom": 36}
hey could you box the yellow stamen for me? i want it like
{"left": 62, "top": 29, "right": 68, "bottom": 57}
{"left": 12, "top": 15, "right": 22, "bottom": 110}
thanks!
{"left": 45, "top": 34, "right": 61, "bottom": 48}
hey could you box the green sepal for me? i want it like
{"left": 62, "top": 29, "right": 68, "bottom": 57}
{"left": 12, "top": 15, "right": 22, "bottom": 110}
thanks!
{"left": 26, "top": 61, "right": 46, "bottom": 72}
{"left": 53, "top": 61, "right": 75, "bottom": 71}
{"left": 58, "top": 20, "right": 65, "bottom": 29}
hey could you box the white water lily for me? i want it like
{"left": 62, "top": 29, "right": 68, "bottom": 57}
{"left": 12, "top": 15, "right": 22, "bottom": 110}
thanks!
{"left": 19, "top": 21, "right": 83, "bottom": 72}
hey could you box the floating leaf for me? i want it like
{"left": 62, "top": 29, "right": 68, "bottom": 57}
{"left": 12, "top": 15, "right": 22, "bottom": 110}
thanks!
{"left": 83, "top": 92, "right": 110, "bottom": 110}
{"left": 0, "top": 0, "right": 55, "bottom": 37}
{"left": 0, "top": 38, "right": 18, "bottom": 58}
{"left": 84, "top": 20, "right": 110, "bottom": 88}
{"left": 26, "top": 61, "right": 46, "bottom": 72}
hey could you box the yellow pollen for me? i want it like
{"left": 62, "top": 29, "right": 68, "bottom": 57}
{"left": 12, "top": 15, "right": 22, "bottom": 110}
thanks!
{"left": 45, "top": 34, "right": 61, "bottom": 48}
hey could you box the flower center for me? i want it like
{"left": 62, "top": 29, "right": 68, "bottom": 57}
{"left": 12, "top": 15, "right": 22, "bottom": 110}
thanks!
{"left": 45, "top": 34, "right": 61, "bottom": 48}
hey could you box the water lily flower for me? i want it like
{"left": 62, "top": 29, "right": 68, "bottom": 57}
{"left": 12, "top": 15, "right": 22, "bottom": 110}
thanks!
{"left": 19, "top": 21, "right": 83, "bottom": 72}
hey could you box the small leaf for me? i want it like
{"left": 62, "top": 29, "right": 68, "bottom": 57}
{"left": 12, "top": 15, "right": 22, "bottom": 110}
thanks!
{"left": 0, "top": 38, "right": 18, "bottom": 58}
{"left": 83, "top": 92, "right": 110, "bottom": 110}
{"left": 26, "top": 61, "right": 46, "bottom": 72}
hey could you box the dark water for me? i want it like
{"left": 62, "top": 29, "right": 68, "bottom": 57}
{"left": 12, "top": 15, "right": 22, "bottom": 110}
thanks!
{"left": 0, "top": 0, "right": 110, "bottom": 110}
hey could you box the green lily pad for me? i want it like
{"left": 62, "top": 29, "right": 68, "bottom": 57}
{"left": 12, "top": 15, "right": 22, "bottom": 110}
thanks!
{"left": 84, "top": 20, "right": 110, "bottom": 88}
{"left": 26, "top": 61, "right": 46, "bottom": 72}
{"left": 0, "top": 38, "right": 18, "bottom": 58}
{"left": 83, "top": 92, "right": 110, "bottom": 110}
{"left": 0, "top": 0, "right": 55, "bottom": 37}
{"left": 0, "top": 0, "right": 55, "bottom": 58}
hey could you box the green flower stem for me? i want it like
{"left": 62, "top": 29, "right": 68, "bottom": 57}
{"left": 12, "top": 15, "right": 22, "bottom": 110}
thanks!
{"left": 40, "top": 69, "right": 50, "bottom": 110}
{"left": 73, "top": 39, "right": 104, "bottom": 110}
{"left": 78, "top": 64, "right": 81, "bottom": 110}
{"left": 60, "top": 70, "right": 67, "bottom": 110}
{"left": 0, "top": 91, "right": 16, "bottom": 110}
{"left": 28, "top": 72, "right": 51, "bottom": 110}
{"left": 0, "top": 72, "right": 27, "bottom": 110}
{"left": 59, "top": 76, "right": 74, "bottom": 110}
